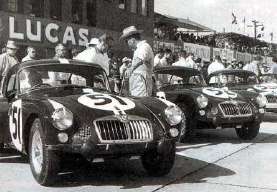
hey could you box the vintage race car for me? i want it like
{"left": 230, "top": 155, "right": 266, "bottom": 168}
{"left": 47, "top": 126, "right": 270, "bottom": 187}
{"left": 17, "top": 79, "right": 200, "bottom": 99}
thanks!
{"left": 0, "top": 59, "right": 184, "bottom": 186}
{"left": 207, "top": 69, "right": 277, "bottom": 113}
{"left": 153, "top": 66, "right": 266, "bottom": 141}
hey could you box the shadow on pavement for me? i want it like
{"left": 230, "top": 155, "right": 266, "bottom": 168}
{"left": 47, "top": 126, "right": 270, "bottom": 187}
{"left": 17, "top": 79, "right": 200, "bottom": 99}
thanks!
{"left": 51, "top": 154, "right": 235, "bottom": 189}
{"left": 177, "top": 128, "right": 277, "bottom": 151}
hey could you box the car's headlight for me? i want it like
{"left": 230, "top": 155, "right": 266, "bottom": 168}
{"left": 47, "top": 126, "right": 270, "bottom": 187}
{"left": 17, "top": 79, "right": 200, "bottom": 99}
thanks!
{"left": 256, "top": 94, "right": 267, "bottom": 108}
{"left": 197, "top": 95, "right": 208, "bottom": 109}
{"left": 164, "top": 105, "right": 183, "bottom": 126}
{"left": 48, "top": 100, "right": 73, "bottom": 130}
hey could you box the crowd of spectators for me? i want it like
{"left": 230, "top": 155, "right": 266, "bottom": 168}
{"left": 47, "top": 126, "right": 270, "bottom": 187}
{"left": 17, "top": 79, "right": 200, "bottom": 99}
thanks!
{"left": 154, "top": 26, "right": 274, "bottom": 56}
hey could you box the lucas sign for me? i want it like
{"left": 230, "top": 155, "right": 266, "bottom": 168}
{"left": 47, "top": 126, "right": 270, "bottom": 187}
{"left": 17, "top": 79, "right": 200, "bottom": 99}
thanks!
{"left": 0, "top": 11, "right": 94, "bottom": 47}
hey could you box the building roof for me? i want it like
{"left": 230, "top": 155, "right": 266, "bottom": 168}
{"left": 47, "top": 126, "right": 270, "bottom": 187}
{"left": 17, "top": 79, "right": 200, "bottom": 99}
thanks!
{"left": 155, "top": 12, "right": 215, "bottom": 32}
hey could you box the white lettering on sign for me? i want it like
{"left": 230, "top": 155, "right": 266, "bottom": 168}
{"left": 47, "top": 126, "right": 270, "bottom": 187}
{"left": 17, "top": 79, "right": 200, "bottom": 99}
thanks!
{"left": 63, "top": 26, "right": 76, "bottom": 45}
{"left": 7, "top": 16, "right": 91, "bottom": 46}
{"left": 9, "top": 17, "right": 24, "bottom": 40}
{"left": 26, "top": 19, "right": 41, "bottom": 41}
{"left": 45, "top": 23, "right": 59, "bottom": 43}
{"left": 78, "top": 28, "right": 89, "bottom": 46}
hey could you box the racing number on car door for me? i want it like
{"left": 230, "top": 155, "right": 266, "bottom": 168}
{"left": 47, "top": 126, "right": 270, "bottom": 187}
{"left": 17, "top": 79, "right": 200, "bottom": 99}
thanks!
{"left": 9, "top": 100, "right": 23, "bottom": 151}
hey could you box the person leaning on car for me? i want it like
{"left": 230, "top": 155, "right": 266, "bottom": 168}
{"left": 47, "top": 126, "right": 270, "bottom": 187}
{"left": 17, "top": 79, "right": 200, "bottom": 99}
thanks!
{"left": 0, "top": 40, "right": 19, "bottom": 88}
{"left": 120, "top": 26, "right": 154, "bottom": 97}
{"left": 75, "top": 34, "right": 114, "bottom": 76}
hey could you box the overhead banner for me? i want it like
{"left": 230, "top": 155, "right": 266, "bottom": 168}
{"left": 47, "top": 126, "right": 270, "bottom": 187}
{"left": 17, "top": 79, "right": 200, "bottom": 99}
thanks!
{"left": 0, "top": 11, "right": 122, "bottom": 49}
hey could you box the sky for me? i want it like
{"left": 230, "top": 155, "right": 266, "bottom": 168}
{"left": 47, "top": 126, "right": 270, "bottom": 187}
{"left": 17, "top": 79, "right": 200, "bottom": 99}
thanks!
{"left": 155, "top": 0, "right": 277, "bottom": 43}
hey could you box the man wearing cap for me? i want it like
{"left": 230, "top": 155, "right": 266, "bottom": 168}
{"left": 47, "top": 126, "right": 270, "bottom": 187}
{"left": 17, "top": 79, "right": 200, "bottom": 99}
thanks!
{"left": 243, "top": 56, "right": 262, "bottom": 76}
{"left": 22, "top": 46, "right": 37, "bottom": 62}
{"left": 0, "top": 40, "right": 19, "bottom": 83}
{"left": 120, "top": 26, "right": 154, "bottom": 97}
{"left": 75, "top": 34, "right": 113, "bottom": 76}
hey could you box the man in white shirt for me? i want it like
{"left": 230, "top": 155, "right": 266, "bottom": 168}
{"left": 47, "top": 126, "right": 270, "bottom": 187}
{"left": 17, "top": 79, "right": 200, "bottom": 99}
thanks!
{"left": 22, "top": 46, "right": 37, "bottom": 62}
{"left": 172, "top": 50, "right": 188, "bottom": 67}
{"left": 243, "top": 55, "right": 262, "bottom": 76}
{"left": 207, "top": 55, "right": 225, "bottom": 75}
{"left": 208, "top": 55, "right": 225, "bottom": 84}
{"left": 185, "top": 52, "right": 196, "bottom": 69}
{"left": 75, "top": 34, "right": 113, "bottom": 76}
{"left": 120, "top": 26, "right": 154, "bottom": 97}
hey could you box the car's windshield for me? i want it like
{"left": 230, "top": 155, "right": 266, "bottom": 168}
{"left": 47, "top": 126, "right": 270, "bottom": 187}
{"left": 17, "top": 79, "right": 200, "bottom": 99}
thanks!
{"left": 208, "top": 73, "right": 259, "bottom": 87}
{"left": 155, "top": 71, "right": 206, "bottom": 88}
{"left": 18, "top": 64, "right": 110, "bottom": 94}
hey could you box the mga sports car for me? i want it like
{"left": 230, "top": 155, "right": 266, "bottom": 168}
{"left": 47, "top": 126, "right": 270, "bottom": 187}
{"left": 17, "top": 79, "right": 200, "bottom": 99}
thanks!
{"left": 207, "top": 69, "right": 277, "bottom": 113}
{"left": 153, "top": 66, "right": 266, "bottom": 141}
{"left": 0, "top": 59, "right": 184, "bottom": 186}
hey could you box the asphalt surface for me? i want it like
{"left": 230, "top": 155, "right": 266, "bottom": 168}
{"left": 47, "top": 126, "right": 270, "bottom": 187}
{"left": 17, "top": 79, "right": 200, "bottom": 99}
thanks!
{"left": 0, "top": 121, "right": 277, "bottom": 192}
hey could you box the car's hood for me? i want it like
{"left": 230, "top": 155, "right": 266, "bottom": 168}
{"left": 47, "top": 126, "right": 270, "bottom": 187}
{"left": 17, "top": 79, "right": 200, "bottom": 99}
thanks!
{"left": 27, "top": 88, "right": 157, "bottom": 121}
{"left": 253, "top": 83, "right": 277, "bottom": 93}
{"left": 191, "top": 87, "right": 246, "bottom": 101}
{"left": 48, "top": 93, "right": 156, "bottom": 121}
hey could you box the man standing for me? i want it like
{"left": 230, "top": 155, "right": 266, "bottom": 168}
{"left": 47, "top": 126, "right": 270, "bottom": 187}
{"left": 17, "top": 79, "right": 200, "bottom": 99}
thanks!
{"left": 22, "top": 46, "right": 37, "bottom": 62}
{"left": 172, "top": 50, "right": 187, "bottom": 67}
{"left": 75, "top": 34, "right": 113, "bottom": 76}
{"left": 154, "top": 48, "right": 164, "bottom": 67}
{"left": 269, "top": 56, "right": 277, "bottom": 74}
{"left": 120, "top": 26, "right": 154, "bottom": 97}
{"left": 207, "top": 55, "right": 225, "bottom": 75}
{"left": 0, "top": 40, "right": 19, "bottom": 83}
{"left": 208, "top": 55, "right": 225, "bottom": 83}
{"left": 160, "top": 48, "right": 173, "bottom": 66}
{"left": 243, "top": 55, "right": 262, "bottom": 76}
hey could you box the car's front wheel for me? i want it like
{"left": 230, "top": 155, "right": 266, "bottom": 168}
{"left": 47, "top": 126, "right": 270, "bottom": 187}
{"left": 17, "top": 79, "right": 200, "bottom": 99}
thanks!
{"left": 141, "top": 141, "right": 175, "bottom": 176}
{"left": 29, "top": 118, "right": 60, "bottom": 186}
{"left": 235, "top": 122, "right": 260, "bottom": 140}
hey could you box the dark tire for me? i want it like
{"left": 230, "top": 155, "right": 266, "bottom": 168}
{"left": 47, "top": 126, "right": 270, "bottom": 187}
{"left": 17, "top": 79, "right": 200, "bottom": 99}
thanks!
{"left": 235, "top": 122, "right": 260, "bottom": 140}
{"left": 29, "top": 118, "right": 60, "bottom": 186}
{"left": 142, "top": 141, "right": 175, "bottom": 176}
{"left": 178, "top": 105, "right": 196, "bottom": 142}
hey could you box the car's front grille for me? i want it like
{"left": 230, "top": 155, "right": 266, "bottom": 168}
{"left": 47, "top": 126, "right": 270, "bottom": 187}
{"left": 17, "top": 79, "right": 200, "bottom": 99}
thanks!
{"left": 219, "top": 101, "right": 252, "bottom": 117}
{"left": 266, "top": 95, "right": 277, "bottom": 103}
{"left": 94, "top": 116, "right": 153, "bottom": 144}
{"left": 74, "top": 125, "right": 92, "bottom": 142}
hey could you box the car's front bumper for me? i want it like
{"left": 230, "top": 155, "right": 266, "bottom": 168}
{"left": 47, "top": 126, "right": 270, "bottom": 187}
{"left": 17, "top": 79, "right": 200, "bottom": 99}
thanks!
{"left": 195, "top": 109, "right": 264, "bottom": 129}
{"left": 45, "top": 137, "right": 175, "bottom": 160}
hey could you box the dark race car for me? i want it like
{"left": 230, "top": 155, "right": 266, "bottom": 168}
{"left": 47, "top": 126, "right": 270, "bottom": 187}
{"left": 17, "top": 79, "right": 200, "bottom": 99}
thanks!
{"left": 207, "top": 69, "right": 277, "bottom": 113}
{"left": 153, "top": 66, "right": 265, "bottom": 141}
{"left": 0, "top": 59, "right": 184, "bottom": 186}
